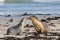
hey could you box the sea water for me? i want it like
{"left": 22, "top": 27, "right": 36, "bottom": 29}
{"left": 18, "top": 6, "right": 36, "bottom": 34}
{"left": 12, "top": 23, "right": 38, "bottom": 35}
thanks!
{"left": 0, "top": 2, "right": 60, "bottom": 16}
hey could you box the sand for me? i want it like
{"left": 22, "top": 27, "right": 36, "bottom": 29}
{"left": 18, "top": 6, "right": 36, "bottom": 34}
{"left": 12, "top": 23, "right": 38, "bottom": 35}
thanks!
{"left": 0, "top": 15, "right": 60, "bottom": 40}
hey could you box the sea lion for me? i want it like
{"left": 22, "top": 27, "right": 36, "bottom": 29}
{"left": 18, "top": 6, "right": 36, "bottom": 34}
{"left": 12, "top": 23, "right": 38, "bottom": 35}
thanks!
{"left": 28, "top": 16, "right": 49, "bottom": 33}
{"left": 7, "top": 17, "right": 27, "bottom": 35}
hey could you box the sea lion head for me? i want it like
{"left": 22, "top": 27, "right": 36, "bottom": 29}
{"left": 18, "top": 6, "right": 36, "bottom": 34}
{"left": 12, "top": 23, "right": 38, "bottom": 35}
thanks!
{"left": 27, "top": 16, "right": 37, "bottom": 20}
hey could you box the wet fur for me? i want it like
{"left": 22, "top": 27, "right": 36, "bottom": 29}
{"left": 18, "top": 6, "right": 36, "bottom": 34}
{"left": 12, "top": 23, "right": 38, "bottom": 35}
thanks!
{"left": 28, "top": 16, "right": 49, "bottom": 33}
{"left": 7, "top": 18, "right": 25, "bottom": 35}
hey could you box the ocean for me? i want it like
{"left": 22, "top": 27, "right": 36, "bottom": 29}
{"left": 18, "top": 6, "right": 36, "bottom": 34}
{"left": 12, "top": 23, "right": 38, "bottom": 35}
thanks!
{"left": 0, "top": 2, "right": 60, "bottom": 15}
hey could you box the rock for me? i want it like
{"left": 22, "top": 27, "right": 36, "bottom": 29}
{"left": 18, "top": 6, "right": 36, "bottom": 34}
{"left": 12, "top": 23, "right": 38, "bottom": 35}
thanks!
{"left": 55, "top": 17, "right": 60, "bottom": 20}
{"left": 47, "top": 17, "right": 55, "bottom": 20}
{"left": 41, "top": 19, "right": 48, "bottom": 23}
{"left": 6, "top": 22, "right": 8, "bottom": 24}
{"left": 9, "top": 19, "right": 13, "bottom": 22}
{"left": 25, "top": 24, "right": 29, "bottom": 27}
{"left": 5, "top": 15, "right": 11, "bottom": 17}
{"left": 57, "top": 37, "right": 60, "bottom": 40}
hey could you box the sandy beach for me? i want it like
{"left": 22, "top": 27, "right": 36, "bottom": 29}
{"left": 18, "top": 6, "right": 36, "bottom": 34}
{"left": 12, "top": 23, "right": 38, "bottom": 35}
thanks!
{"left": 0, "top": 15, "right": 60, "bottom": 40}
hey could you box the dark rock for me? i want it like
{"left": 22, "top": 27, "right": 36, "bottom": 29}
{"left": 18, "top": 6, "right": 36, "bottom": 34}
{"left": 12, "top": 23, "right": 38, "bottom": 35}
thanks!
{"left": 9, "top": 19, "right": 13, "bottom": 22}
{"left": 45, "top": 14, "right": 51, "bottom": 15}
{"left": 47, "top": 17, "right": 55, "bottom": 20}
{"left": 16, "top": 33, "right": 20, "bottom": 35}
{"left": 6, "top": 22, "right": 8, "bottom": 24}
{"left": 25, "top": 24, "right": 34, "bottom": 28}
{"left": 26, "top": 24, "right": 29, "bottom": 27}
{"left": 57, "top": 37, "right": 60, "bottom": 40}
{"left": 29, "top": 25, "right": 34, "bottom": 27}
{"left": 5, "top": 15, "right": 11, "bottom": 17}
{"left": 41, "top": 19, "right": 48, "bottom": 23}
{"left": 55, "top": 17, "right": 60, "bottom": 20}
{"left": 21, "top": 12, "right": 28, "bottom": 16}
{"left": 24, "top": 24, "right": 29, "bottom": 28}
{"left": 47, "top": 17, "right": 60, "bottom": 21}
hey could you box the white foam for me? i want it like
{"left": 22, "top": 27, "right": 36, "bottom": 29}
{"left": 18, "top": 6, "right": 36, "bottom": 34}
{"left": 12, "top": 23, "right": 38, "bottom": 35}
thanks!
{"left": 33, "top": 0, "right": 46, "bottom": 2}
{"left": 0, "top": 0, "right": 4, "bottom": 5}
{"left": 0, "top": 0, "right": 4, "bottom": 2}
{"left": 33, "top": 0, "right": 60, "bottom": 2}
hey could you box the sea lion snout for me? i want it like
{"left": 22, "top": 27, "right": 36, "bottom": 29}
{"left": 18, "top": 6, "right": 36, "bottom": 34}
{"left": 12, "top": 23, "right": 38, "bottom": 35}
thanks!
{"left": 27, "top": 16, "right": 34, "bottom": 20}
{"left": 27, "top": 16, "right": 31, "bottom": 20}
